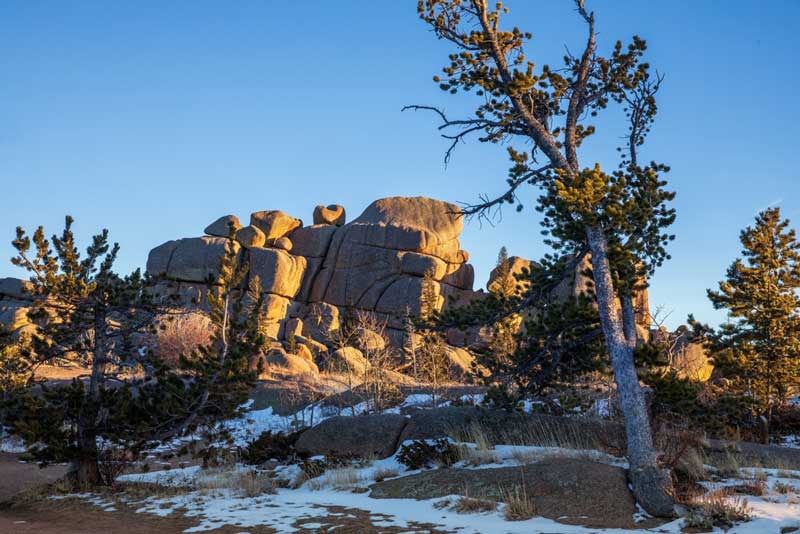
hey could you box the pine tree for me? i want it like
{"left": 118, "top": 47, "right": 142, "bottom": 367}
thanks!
{"left": 706, "top": 208, "right": 800, "bottom": 435}
{"left": 409, "top": 0, "right": 676, "bottom": 515}
{"left": 491, "top": 246, "right": 516, "bottom": 298}
{"left": 3, "top": 217, "right": 260, "bottom": 487}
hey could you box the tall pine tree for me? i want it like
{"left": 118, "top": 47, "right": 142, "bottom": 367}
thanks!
{"left": 4, "top": 217, "right": 260, "bottom": 487}
{"left": 707, "top": 208, "right": 800, "bottom": 435}
{"left": 409, "top": 0, "right": 676, "bottom": 515}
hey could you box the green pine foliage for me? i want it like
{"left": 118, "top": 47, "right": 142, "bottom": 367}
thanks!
{"left": 705, "top": 208, "right": 800, "bottom": 430}
{"left": 3, "top": 217, "right": 261, "bottom": 487}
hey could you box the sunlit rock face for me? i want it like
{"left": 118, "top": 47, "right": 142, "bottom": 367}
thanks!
{"left": 145, "top": 196, "right": 476, "bottom": 347}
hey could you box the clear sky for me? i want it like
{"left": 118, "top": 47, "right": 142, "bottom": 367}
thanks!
{"left": 1, "top": 1, "right": 798, "bottom": 329}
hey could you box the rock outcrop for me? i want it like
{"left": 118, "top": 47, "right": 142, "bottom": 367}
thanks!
{"left": 145, "top": 197, "right": 478, "bottom": 357}
{"left": 0, "top": 278, "right": 35, "bottom": 337}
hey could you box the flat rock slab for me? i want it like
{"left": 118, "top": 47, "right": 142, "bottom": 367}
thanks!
{"left": 370, "top": 458, "right": 659, "bottom": 530}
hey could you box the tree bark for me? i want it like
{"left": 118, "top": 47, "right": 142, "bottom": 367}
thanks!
{"left": 586, "top": 225, "right": 675, "bottom": 517}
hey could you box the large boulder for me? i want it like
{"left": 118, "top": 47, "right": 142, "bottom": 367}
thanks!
{"left": 234, "top": 225, "right": 266, "bottom": 248}
{"left": 295, "top": 414, "right": 408, "bottom": 459}
{"left": 204, "top": 215, "right": 241, "bottom": 237}
{"left": 250, "top": 210, "right": 302, "bottom": 244}
{"left": 266, "top": 350, "right": 319, "bottom": 375}
{"left": 313, "top": 204, "right": 346, "bottom": 226}
{"left": 248, "top": 247, "right": 307, "bottom": 299}
{"left": 370, "top": 458, "right": 651, "bottom": 529}
{"left": 323, "top": 347, "right": 369, "bottom": 372}
{"left": 147, "top": 237, "right": 237, "bottom": 283}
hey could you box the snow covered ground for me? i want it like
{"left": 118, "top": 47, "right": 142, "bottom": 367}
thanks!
{"left": 107, "top": 438, "right": 800, "bottom": 534}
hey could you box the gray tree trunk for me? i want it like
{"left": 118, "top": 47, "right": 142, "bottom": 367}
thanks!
{"left": 585, "top": 226, "right": 675, "bottom": 517}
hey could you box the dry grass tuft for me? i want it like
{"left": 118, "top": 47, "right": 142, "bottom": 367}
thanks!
{"left": 307, "top": 467, "right": 363, "bottom": 491}
{"left": 685, "top": 489, "right": 752, "bottom": 530}
{"left": 372, "top": 468, "right": 399, "bottom": 482}
{"left": 451, "top": 495, "right": 497, "bottom": 514}
{"left": 502, "top": 485, "right": 537, "bottom": 521}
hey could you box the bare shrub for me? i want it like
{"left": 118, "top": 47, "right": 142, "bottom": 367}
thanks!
{"left": 686, "top": 489, "right": 751, "bottom": 530}
{"left": 372, "top": 468, "right": 399, "bottom": 482}
{"left": 451, "top": 492, "right": 497, "bottom": 514}
{"left": 154, "top": 313, "right": 213, "bottom": 365}
{"left": 502, "top": 484, "right": 537, "bottom": 521}
{"left": 97, "top": 446, "right": 134, "bottom": 490}
{"left": 774, "top": 481, "right": 795, "bottom": 495}
{"left": 236, "top": 470, "right": 276, "bottom": 497}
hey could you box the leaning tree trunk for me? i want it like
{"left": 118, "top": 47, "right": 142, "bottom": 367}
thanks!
{"left": 586, "top": 226, "right": 675, "bottom": 517}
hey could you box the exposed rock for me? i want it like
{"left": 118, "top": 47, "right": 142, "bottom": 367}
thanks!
{"left": 302, "top": 302, "right": 340, "bottom": 343}
{"left": 249, "top": 247, "right": 306, "bottom": 299}
{"left": 289, "top": 225, "right": 338, "bottom": 258}
{"left": 370, "top": 458, "right": 648, "bottom": 529}
{"left": 250, "top": 210, "right": 301, "bottom": 244}
{"left": 0, "top": 278, "right": 33, "bottom": 301}
{"left": 313, "top": 204, "right": 346, "bottom": 226}
{"left": 323, "top": 347, "right": 369, "bottom": 372}
{"left": 487, "top": 256, "right": 537, "bottom": 296}
{"left": 355, "top": 328, "right": 386, "bottom": 352}
{"left": 274, "top": 236, "right": 293, "bottom": 252}
{"left": 444, "top": 346, "right": 474, "bottom": 379}
{"left": 159, "top": 237, "right": 237, "bottom": 283}
{"left": 234, "top": 225, "right": 266, "bottom": 248}
{"left": 266, "top": 350, "right": 318, "bottom": 375}
{"left": 284, "top": 317, "right": 303, "bottom": 340}
{"left": 668, "top": 326, "right": 713, "bottom": 381}
{"left": 294, "top": 343, "right": 314, "bottom": 364}
{"left": 295, "top": 414, "right": 408, "bottom": 459}
{"left": 204, "top": 215, "right": 241, "bottom": 237}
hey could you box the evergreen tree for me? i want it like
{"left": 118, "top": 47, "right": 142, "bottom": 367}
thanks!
{"left": 3, "top": 217, "right": 260, "bottom": 487}
{"left": 409, "top": 0, "right": 676, "bottom": 515}
{"left": 706, "top": 208, "right": 800, "bottom": 434}
{"left": 491, "top": 246, "right": 517, "bottom": 298}
{"left": 0, "top": 326, "right": 34, "bottom": 405}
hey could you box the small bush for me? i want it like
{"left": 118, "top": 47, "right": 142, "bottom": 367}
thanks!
{"left": 733, "top": 475, "right": 766, "bottom": 496}
{"left": 687, "top": 490, "right": 751, "bottom": 530}
{"left": 502, "top": 485, "right": 536, "bottom": 521}
{"left": 397, "top": 439, "right": 460, "bottom": 470}
{"left": 155, "top": 313, "right": 214, "bottom": 366}
{"left": 451, "top": 495, "right": 497, "bottom": 514}
{"left": 299, "top": 458, "right": 327, "bottom": 480}
{"left": 239, "top": 429, "right": 305, "bottom": 465}
{"left": 774, "top": 481, "right": 795, "bottom": 495}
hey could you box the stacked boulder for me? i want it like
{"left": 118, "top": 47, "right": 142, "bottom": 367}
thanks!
{"left": 145, "top": 197, "right": 478, "bottom": 373}
{"left": 0, "top": 278, "right": 35, "bottom": 337}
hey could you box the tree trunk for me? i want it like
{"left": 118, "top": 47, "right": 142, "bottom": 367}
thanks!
{"left": 586, "top": 226, "right": 675, "bottom": 517}
{"left": 70, "top": 305, "right": 108, "bottom": 489}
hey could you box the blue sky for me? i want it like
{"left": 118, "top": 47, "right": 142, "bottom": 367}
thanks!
{"left": 1, "top": 1, "right": 798, "bottom": 329}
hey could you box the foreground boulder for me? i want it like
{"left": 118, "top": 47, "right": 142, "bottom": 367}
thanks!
{"left": 295, "top": 414, "right": 408, "bottom": 459}
{"left": 370, "top": 458, "right": 656, "bottom": 529}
